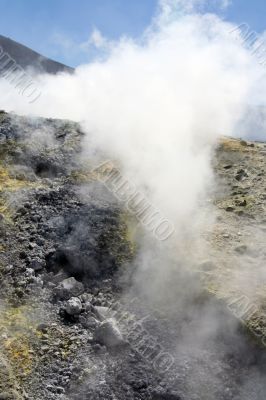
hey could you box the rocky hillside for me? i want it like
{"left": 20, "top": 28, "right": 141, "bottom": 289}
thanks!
{"left": 204, "top": 137, "right": 266, "bottom": 340}
{"left": 0, "top": 111, "right": 265, "bottom": 400}
{"left": 0, "top": 35, "right": 73, "bottom": 74}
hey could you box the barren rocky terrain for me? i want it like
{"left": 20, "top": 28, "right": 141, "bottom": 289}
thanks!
{"left": 0, "top": 111, "right": 265, "bottom": 400}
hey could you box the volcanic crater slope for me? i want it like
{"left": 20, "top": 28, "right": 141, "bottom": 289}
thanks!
{"left": 0, "top": 111, "right": 266, "bottom": 400}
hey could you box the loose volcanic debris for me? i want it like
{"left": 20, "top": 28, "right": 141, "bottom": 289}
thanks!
{"left": 0, "top": 113, "right": 266, "bottom": 400}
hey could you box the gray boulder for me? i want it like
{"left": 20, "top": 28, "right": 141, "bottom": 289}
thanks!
{"left": 65, "top": 297, "right": 82, "bottom": 316}
{"left": 54, "top": 277, "right": 84, "bottom": 300}
{"left": 93, "top": 318, "right": 124, "bottom": 348}
{"left": 29, "top": 257, "right": 45, "bottom": 271}
{"left": 80, "top": 314, "right": 99, "bottom": 329}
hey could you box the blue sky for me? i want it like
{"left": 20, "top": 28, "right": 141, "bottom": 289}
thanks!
{"left": 0, "top": 0, "right": 265, "bottom": 67}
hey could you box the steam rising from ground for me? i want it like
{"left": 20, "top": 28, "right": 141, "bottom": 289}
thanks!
{"left": 0, "top": 6, "right": 259, "bottom": 208}
{"left": 1, "top": 0, "right": 264, "bottom": 291}
{"left": 1, "top": 2, "right": 266, "bottom": 397}
{"left": 1, "top": 1, "right": 264, "bottom": 290}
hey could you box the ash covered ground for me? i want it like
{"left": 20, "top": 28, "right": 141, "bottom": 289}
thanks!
{"left": 0, "top": 111, "right": 266, "bottom": 400}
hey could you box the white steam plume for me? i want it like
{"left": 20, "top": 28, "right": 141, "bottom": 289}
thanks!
{"left": 0, "top": 9, "right": 259, "bottom": 224}
{"left": 0, "top": 2, "right": 264, "bottom": 291}
{"left": 1, "top": 4, "right": 266, "bottom": 395}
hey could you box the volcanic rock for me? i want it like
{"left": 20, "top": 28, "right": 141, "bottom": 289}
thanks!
{"left": 93, "top": 318, "right": 124, "bottom": 348}
{"left": 65, "top": 297, "right": 82, "bottom": 316}
{"left": 54, "top": 277, "right": 84, "bottom": 300}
